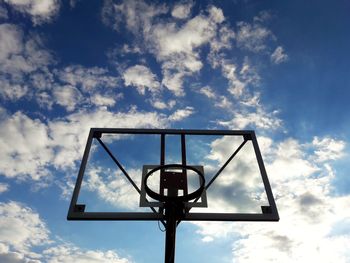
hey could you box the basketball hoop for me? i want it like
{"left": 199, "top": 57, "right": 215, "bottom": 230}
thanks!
{"left": 143, "top": 164, "right": 205, "bottom": 203}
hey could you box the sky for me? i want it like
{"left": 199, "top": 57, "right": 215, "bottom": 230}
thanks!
{"left": 0, "top": 0, "right": 350, "bottom": 262}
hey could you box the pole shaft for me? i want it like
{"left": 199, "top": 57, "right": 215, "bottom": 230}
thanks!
{"left": 165, "top": 205, "right": 177, "bottom": 263}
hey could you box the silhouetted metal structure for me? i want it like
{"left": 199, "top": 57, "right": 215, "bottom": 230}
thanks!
{"left": 68, "top": 128, "right": 279, "bottom": 263}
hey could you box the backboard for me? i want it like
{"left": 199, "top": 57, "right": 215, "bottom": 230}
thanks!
{"left": 67, "top": 128, "right": 279, "bottom": 222}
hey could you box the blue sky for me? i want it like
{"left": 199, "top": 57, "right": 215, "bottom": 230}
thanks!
{"left": 0, "top": 0, "right": 350, "bottom": 262}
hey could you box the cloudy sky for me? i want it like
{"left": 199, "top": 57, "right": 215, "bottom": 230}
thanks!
{"left": 1, "top": 0, "right": 350, "bottom": 262}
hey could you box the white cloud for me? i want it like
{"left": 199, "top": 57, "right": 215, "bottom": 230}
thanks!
{"left": 239, "top": 57, "right": 260, "bottom": 85}
{"left": 312, "top": 136, "right": 346, "bottom": 162}
{"left": 231, "top": 194, "right": 350, "bottom": 262}
{"left": 53, "top": 85, "right": 84, "bottom": 112}
{"left": 152, "top": 100, "right": 167, "bottom": 109}
{"left": 123, "top": 65, "right": 160, "bottom": 94}
{"left": 0, "top": 106, "right": 169, "bottom": 181}
{"left": 150, "top": 11, "right": 220, "bottom": 58}
{"left": 101, "top": 0, "right": 168, "bottom": 33}
{"left": 30, "top": 70, "right": 54, "bottom": 90}
{"left": 0, "top": 24, "right": 54, "bottom": 101}
{"left": 209, "top": 25, "right": 235, "bottom": 56}
{"left": 55, "top": 65, "right": 118, "bottom": 91}
{"left": 154, "top": 11, "right": 221, "bottom": 95}
{"left": 0, "top": 201, "right": 132, "bottom": 263}
{"left": 4, "top": 0, "right": 60, "bottom": 25}
{"left": 215, "top": 95, "right": 233, "bottom": 109}
{"left": 271, "top": 46, "right": 288, "bottom": 64}
{"left": 120, "top": 44, "right": 142, "bottom": 55}
{"left": 0, "top": 183, "right": 9, "bottom": 193}
{"left": 159, "top": 52, "right": 203, "bottom": 96}
{"left": 218, "top": 107, "right": 282, "bottom": 130}
{"left": 0, "top": 201, "right": 50, "bottom": 253}
{"left": 90, "top": 93, "right": 118, "bottom": 107}
{"left": 24, "top": 34, "right": 53, "bottom": 68}
{"left": 236, "top": 21, "right": 273, "bottom": 52}
{"left": 30, "top": 65, "right": 121, "bottom": 110}
{"left": 151, "top": 99, "right": 176, "bottom": 110}
{"left": 240, "top": 93, "right": 260, "bottom": 108}
{"left": 222, "top": 62, "right": 246, "bottom": 97}
{"left": 198, "top": 86, "right": 233, "bottom": 109}
{"left": 43, "top": 244, "right": 131, "bottom": 263}
{"left": 0, "top": 24, "right": 22, "bottom": 60}
{"left": 36, "top": 91, "right": 54, "bottom": 109}
{"left": 208, "top": 5, "right": 224, "bottom": 24}
{"left": 199, "top": 86, "right": 216, "bottom": 99}
{"left": 209, "top": 58, "right": 260, "bottom": 100}
{"left": 204, "top": 58, "right": 273, "bottom": 128}
{"left": 0, "top": 63, "right": 120, "bottom": 110}
{"left": 0, "top": 109, "right": 54, "bottom": 181}
{"left": 194, "top": 221, "right": 237, "bottom": 242}
{"left": 267, "top": 138, "right": 319, "bottom": 181}
{"left": 171, "top": 1, "right": 193, "bottom": 19}
{"left": 168, "top": 106, "right": 194, "bottom": 121}
{"left": 0, "top": 23, "right": 36, "bottom": 74}
{"left": 0, "top": 79, "right": 28, "bottom": 100}
{"left": 105, "top": 1, "right": 225, "bottom": 96}
{"left": 201, "top": 236, "right": 214, "bottom": 242}
{"left": 161, "top": 70, "right": 186, "bottom": 96}
{"left": 0, "top": 247, "right": 33, "bottom": 263}
{"left": 85, "top": 167, "right": 141, "bottom": 211}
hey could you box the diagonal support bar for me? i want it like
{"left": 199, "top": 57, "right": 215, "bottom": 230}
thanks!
{"left": 97, "top": 137, "right": 141, "bottom": 194}
{"left": 96, "top": 137, "right": 166, "bottom": 227}
{"left": 205, "top": 138, "right": 248, "bottom": 190}
{"left": 177, "top": 137, "right": 248, "bottom": 226}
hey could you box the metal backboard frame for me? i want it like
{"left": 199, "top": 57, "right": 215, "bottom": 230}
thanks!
{"left": 67, "top": 128, "right": 279, "bottom": 222}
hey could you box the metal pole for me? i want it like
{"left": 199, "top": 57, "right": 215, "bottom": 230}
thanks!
{"left": 164, "top": 203, "right": 178, "bottom": 263}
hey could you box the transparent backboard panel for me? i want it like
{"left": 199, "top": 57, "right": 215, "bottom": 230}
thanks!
{"left": 75, "top": 131, "right": 269, "bottom": 215}
{"left": 68, "top": 128, "right": 278, "bottom": 221}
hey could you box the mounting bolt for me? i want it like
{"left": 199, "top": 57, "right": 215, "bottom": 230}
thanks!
{"left": 93, "top": 131, "right": 102, "bottom": 138}
{"left": 74, "top": 204, "right": 86, "bottom": 212}
{"left": 243, "top": 134, "right": 252, "bottom": 141}
{"left": 261, "top": 206, "right": 272, "bottom": 214}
